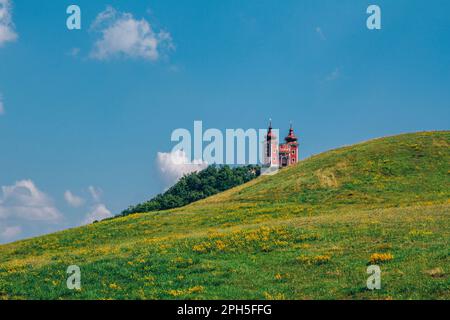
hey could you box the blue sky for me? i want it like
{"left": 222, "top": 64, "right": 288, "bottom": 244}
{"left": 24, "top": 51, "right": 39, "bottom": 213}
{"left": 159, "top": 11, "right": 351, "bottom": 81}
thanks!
{"left": 0, "top": 0, "right": 449, "bottom": 243}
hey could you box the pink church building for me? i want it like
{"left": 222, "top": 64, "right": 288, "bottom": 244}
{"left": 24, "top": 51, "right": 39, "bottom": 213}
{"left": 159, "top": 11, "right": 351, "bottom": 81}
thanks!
{"left": 264, "top": 121, "right": 299, "bottom": 169}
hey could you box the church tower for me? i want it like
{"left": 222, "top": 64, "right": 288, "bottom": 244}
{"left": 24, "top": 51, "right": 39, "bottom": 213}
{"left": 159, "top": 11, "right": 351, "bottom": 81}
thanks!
{"left": 263, "top": 120, "right": 279, "bottom": 168}
{"left": 279, "top": 123, "right": 299, "bottom": 167}
{"left": 284, "top": 123, "right": 299, "bottom": 165}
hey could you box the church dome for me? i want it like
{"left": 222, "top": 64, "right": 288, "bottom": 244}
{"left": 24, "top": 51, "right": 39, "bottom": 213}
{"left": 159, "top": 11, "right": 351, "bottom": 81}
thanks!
{"left": 285, "top": 125, "right": 298, "bottom": 142}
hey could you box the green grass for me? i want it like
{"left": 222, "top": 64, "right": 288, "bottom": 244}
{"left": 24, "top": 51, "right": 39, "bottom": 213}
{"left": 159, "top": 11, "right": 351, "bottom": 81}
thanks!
{"left": 0, "top": 131, "right": 449, "bottom": 300}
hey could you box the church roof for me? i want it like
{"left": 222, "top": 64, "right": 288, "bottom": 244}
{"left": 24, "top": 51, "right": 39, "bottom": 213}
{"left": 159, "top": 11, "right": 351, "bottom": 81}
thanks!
{"left": 285, "top": 124, "right": 298, "bottom": 142}
{"left": 266, "top": 119, "right": 277, "bottom": 139}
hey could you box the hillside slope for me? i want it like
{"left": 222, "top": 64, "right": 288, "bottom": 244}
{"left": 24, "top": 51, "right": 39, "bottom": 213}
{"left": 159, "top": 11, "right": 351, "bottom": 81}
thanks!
{"left": 0, "top": 131, "right": 449, "bottom": 300}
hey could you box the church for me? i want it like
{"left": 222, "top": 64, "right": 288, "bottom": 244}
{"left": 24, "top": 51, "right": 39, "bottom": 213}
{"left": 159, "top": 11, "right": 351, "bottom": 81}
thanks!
{"left": 264, "top": 121, "right": 299, "bottom": 168}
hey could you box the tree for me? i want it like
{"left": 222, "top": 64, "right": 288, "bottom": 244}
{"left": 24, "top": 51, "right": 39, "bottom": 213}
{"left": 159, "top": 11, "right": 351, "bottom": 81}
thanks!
{"left": 120, "top": 165, "right": 260, "bottom": 216}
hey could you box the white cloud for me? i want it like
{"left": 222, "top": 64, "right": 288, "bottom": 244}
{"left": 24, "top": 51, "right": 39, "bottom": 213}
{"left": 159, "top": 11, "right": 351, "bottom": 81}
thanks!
{"left": 156, "top": 150, "right": 208, "bottom": 188}
{"left": 88, "top": 186, "right": 102, "bottom": 202}
{"left": 64, "top": 190, "right": 84, "bottom": 207}
{"left": 0, "top": 93, "right": 4, "bottom": 115}
{"left": 325, "top": 67, "right": 341, "bottom": 81}
{"left": 90, "top": 6, "right": 174, "bottom": 61}
{"left": 0, "top": 180, "right": 62, "bottom": 221}
{"left": 82, "top": 204, "right": 112, "bottom": 225}
{"left": 0, "top": 225, "right": 21, "bottom": 240}
{"left": 315, "top": 27, "right": 326, "bottom": 41}
{"left": 82, "top": 186, "right": 112, "bottom": 225}
{"left": 0, "top": 0, "right": 17, "bottom": 46}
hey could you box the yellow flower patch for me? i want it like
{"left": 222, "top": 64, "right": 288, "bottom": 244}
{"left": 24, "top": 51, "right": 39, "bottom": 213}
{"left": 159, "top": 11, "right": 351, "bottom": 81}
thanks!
{"left": 296, "top": 254, "right": 331, "bottom": 265}
{"left": 369, "top": 253, "right": 394, "bottom": 264}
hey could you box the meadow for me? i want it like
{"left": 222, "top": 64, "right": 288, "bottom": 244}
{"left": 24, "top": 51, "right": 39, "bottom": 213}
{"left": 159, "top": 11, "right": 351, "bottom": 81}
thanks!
{"left": 0, "top": 131, "right": 448, "bottom": 300}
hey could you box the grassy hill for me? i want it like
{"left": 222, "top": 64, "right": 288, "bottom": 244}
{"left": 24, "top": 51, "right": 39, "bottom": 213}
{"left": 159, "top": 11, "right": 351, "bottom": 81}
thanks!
{"left": 0, "top": 131, "right": 449, "bottom": 300}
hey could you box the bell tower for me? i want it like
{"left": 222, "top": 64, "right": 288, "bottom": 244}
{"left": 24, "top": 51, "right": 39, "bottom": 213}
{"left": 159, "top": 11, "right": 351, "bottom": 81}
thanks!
{"left": 263, "top": 119, "right": 279, "bottom": 168}
{"left": 284, "top": 123, "right": 299, "bottom": 165}
{"left": 278, "top": 122, "right": 299, "bottom": 167}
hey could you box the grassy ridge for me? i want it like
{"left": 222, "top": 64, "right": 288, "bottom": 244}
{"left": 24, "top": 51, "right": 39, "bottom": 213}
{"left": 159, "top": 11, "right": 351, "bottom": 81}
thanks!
{"left": 0, "top": 131, "right": 449, "bottom": 299}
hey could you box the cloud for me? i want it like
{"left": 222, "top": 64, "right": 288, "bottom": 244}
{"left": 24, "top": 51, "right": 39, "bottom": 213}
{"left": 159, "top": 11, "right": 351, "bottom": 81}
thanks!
{"left": 82, "top": 204, "right": 112, "bottom": 225}
{"left": 325, "top": 67, "right": 341, "bottom": 81}
{"left": 82, "top": 186, "right": 112, "bottom": 225}
{"left": 67, "top": 47, "right": 80, "bottom": 57}
{"left": 90, "top": 6, "right": 174, "bottom": 61}
{"left": 88, "top": 186, "right": 102, "bottom": 202}
{"left": 0, "top": 180, "right": 62, "bottom": 221}
{"left": 315, "top": 27, "right": 326, "bottom": 41}
{"left": 0, "top": 0, "right": 17, "bottom": 46}
{"left": 64, "top": 190, "right": 85, "bottom": 207}
{"left": 156, "top": 150, "right": 208, "bottom": 188}
{"left": 0, "top": 225, "right": 21, "bottom": 240}
{"left": 67, "top": 186, "right": 112, "bottom": 225}
{"left": 0, "top": 93, "right": 4, "bottom": 115}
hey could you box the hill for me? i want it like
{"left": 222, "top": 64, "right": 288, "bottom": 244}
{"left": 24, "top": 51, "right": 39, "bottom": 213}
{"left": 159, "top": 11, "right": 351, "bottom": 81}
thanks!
{"left": 0, "top": 131, "right": 449, "bottom": 300}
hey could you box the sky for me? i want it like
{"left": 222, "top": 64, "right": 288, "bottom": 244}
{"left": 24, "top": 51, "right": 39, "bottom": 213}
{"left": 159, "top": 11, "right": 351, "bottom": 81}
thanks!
{"left": 0, "top": 0, "right": 449, "bottom": 243}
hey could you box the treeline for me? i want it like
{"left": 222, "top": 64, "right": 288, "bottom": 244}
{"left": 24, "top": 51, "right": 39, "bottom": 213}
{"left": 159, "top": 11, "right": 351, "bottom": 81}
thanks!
{"left": 120, "top": 165, "right": 260, "bottom": 216}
